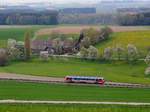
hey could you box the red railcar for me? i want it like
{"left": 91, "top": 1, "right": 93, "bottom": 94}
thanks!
{"left": 65, "top": 76, "right": 105, "bottom": 84}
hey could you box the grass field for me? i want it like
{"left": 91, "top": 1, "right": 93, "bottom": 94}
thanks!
{"left": 0, "top": 27, "right": 36, "bottom": 48}
{"left": 0, "top": 25, "right": 56, "bottom": 48}
{"left": 0, "top": 81, "right": 150, "bottom": 102}
{"left": 0, "top": 104, "right": 150, "bottom": 112}
{"left": 0, "top": 59, "right": 149, "bottom": 84}
{"left": 96, "top": 30, "right": 150, "bottom": 57}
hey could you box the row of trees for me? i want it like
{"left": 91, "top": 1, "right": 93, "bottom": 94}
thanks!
{"left": 79, "top": 44, "right": 139, "bottom": 62}
{"left": 117, "top": 12, "right": 150, "bottom": 26}
{"left": 59, "top": 12, "right": 150, "bottom": 26}
{"left": 80, "top": 46, "right": 99, "bottom": 60}
{"left": 0, "top": 10, "right": 58, "bottom": 25}
{"left": 80, "top": 27, "right": 113, "bottom": 49}
{"left": 0, "top": 32, "right": 32, "bottom": 66}
{"left": 59, "top": 14, "right": 116, "bottom": 25}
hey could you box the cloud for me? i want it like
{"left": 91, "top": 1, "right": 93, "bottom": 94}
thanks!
{"left": 5, "top": 0, "right": 99, "bottom": 4}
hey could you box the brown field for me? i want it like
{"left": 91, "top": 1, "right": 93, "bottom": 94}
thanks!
{"left": 35, "top": 26, "right": 100, "bottom": 36}
{"left": 35, "top": 25, "right": 150, "bottom": 36}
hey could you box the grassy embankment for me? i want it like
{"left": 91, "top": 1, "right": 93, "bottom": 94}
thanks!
{"left": 0, "top": 58, "right": 149, "bottom": 84}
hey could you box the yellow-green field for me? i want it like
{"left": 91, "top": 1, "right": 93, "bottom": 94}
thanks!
{"left": 96, "top": 30, "right": 150, "bottom": 57}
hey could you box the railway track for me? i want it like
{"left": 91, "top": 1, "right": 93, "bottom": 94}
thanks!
{"left": 0, "top": 73, "right": 149, "bottom": 88}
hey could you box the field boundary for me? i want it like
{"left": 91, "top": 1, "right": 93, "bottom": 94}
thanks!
{"left": 0, "top": 100, "right": 150, "bottom": 106}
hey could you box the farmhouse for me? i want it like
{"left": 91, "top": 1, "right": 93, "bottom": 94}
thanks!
{"left": 31, "top": 39, "right": 76, "bottom": 55}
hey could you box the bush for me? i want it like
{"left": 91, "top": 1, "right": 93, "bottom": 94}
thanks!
{"left": 79, "top": 47, "right": 89, "bottom": 59}
{"left": 145, "top": 67, "right": 150, "bottom": 76}
{"left": 145, "top": 53, "right": 150, "bottom": 66}
{"left": 127, "top": 44, "right": 138, "bottom": 61}
{"left": 88, "top": 46, "right": 99, "bottom": 60}
{"left": 103, "top": 47, "right": 112, "bottom": 60}
{"left": 40, "top": 51, "right": 49, "bottom": 62}
{"left": 7, "top": 39, "right": 17, "bottom": 48}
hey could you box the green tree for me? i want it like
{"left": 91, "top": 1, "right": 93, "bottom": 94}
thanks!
{"left": 127, "top": 44, "right": 138, "bottom": 61}
{"left": 114, "top": 45, "right": 124, "bottom": 60}
{"left": 103, "top": 47, "right": 113, "bottom": 60}
{"left": 0, "top": 49, "right": 8, "bottom": 66}
{"left": 24, "top": 32, "right": 31, "bottom": 60}
{"left": 88, "top": 46, "right": 99, "bottom": 60}
{"left": 79, "top": 47, "right": 89, "bottom": 59}
{"left": 145, "top": 52, "right": 150, "bottom": 66}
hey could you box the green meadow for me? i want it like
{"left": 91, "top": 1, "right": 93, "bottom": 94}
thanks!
{"left": 0, "top": 104, "right": 150, "bottom": 112}
{"left": 0, "top": 58, "right": 149, "bottom": 84}
{"left": 0, "top": 25, "right": 56, "bottom": 47}
{"left": 0, "top": 81, "right": 150, "bottom": 102}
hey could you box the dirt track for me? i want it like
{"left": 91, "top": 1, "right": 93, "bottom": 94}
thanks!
{"left": 0, "top": 100, "right": 150, "bottom": 106}
{"left": 0, "top": 73, "right": 63, "bottom": 83}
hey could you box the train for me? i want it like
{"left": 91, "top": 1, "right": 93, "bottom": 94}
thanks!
{"left": 65, "top": 76, "right": 105, "bottom": 84}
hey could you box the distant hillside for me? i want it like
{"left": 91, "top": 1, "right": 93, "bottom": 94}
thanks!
{"left": 96, "top": 0, "right": 150, "bottom": 13}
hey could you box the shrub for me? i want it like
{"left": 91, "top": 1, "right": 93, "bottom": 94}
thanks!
{"left": 114, "top": 45, "right": 124, "bottom": 60}
{"left": 145, "top": 53, "right": 150, "bottom": 66}
{"left": 88, "top": 46, "right": 99, "bottom": 60}
{"left": 40, "top": 51, "right": 49, "bottom": 62}
{"left": 103, "top": 47, "right": 112, "bottom": 60}
{"left": 127, "top": 44, "right": 138, "bottom": 61}
{"left": 79, "top": 47, "right": 89, "bottom": 59}
{"left": 145, "top": 67, "right": 150, "bottom": 76}
{"left": 7, "top": 38, "right": 17, "bottom": 48}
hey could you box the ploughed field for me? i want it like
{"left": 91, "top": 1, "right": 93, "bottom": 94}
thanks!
{"left": 0, "top": 81, "right": 150, "bottom": 102}
{"left": 0, "top": 104, "right": 150, "bottom": 112}
{"left": 0, "top": 59, "right": 149, "bottom": 84}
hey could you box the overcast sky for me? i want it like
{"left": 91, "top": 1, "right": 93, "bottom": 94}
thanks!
{"left": 4, "top": 0, "right": 101, "bottom": 4}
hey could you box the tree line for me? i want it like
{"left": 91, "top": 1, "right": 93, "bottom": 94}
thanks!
{"left": 0, "top": 9, "right": 149, "bottom": 25}
{"left": 0, "top": 10, "right": 58, "bottom": 25}
{"left": 59, "top": 12, "right": 150, "bottom": 25}
{"left": 117, "top": 12, "right": 150, "bottom": 26}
